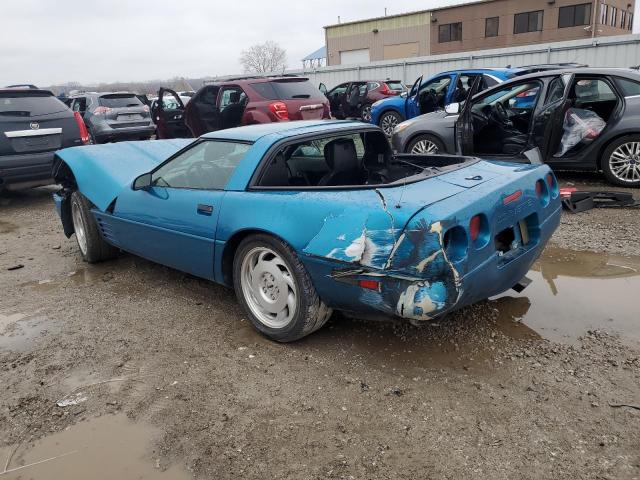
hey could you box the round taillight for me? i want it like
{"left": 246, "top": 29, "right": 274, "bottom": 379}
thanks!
{"left": 546, "top": 173, "right": 559, "bottom": 198}
{"left": 536, "top": 179, "right": 550, "bottom": 206}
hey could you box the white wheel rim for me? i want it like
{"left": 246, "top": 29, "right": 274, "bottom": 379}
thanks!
{"left": 381, "top": 114, "right": 398, "bottom": 136}
{"left": 410, "top": 139, "right": 439, "bottom": 154}
{"left": 609, "top": 142, "right": 640, "bottom": 183}
{"left": 240, "top": 247, "right": 297, "bottom": 329}
{"left": 71, "top": 200, "right": 88, "bottom": 256}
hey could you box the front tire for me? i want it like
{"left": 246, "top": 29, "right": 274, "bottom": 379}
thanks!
{"left": 360, "top": 104, "right": 372, "bottom": 123}
{"left": 602, "top": 135, "right": 640, "bottom": 187}
{"left": 407, "top": 134, "right": 445, "bottom": 155}
{"left": 70, "top": 191, "right": 118, "bottom": 263}
{"left": 379, "top": 111, "right": 402, "bottom": 136}
{"left": 233, "top": 234, "right": 332, "bottom": 342}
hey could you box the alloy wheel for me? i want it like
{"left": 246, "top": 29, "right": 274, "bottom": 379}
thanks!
{"left": 380, "top": 114, "right": 399, "bottom": 136}
{"left": 410, "top": 139, "right": 439, "bottom": 154}
{"left": 71, "top": 200, "right": 88, "bottom": 256}
{"left": 240, "top": 246, "right": 297, "bottom": 329}
{"left": 609, "top": 142, "right": 640, "bottom": 183}
{"left": 361, "top": 106, "right": 372, "bottom": 122}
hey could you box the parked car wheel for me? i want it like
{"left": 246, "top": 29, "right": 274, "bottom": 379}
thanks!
{"left": 379, "top": 111, "right": 403, "bottom": 136}
{"left": 70, "top": 191, "right": 118, "bottom": 263}
{"left": 233, "top": 234, "right": 332, "bottom": 342}
{"left": 360, "top": 104, "right": 372, "bottom": 122}
{"left": 602, "top": 135, "right": 640, "bottom": 187}
{"left": 407, "top": 134, "right": 445, "bottom": 155}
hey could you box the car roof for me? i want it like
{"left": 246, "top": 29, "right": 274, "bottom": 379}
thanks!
{"left": 499, "top": 67, "right": 640, "bottom": 83}
{"left": 0, "top": 88, "right": 54, "bottom": 95}
{"left": 201, "top": 120, "right": 373, "bottom": 142}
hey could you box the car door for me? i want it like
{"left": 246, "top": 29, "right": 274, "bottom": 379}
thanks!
{"left": 404, "top": 75, "right": 422, "bottom": 119}
{"left": 406, "top": 75, "right": 453, "bottom": 118}
{"left": 185, "top": 85, "right": 221, "bottom": 137}
{"left": 110, "top": 140, "right": 252, "bottom": 280}
{"left": 325, "top": 82, "right": 349, "bottom": 118}
{"left": 155, "top": 88, "right": 189, "bottom": 139}
{"left": 217, "top": 86, "right": 248, "bottom": 129}
{"left": 455, "top": 76, "right": 483, "bottom": 155}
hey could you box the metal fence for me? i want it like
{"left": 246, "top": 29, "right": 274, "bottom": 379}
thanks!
{"left": 218, "top": 34, "right": 640, "bottom": 89}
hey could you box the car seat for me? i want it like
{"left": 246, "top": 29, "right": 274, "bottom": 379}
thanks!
{"left": 259, "top": 153, "right": 291, "bottom": 186}
{"left": 317, "top": 138, "right": 363, "bottom": 186}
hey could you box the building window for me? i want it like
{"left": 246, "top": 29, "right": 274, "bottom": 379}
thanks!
{"left": 558, "top": 3, "right": 592, "bottom": 28}
{"left": 439, "top": 22, "right": 462, "bottom": 42}
{"left": 610, "top": 6, "right": 617, "bottom": 26}
{"left": 485, "top": 16, "right": 499, "bottom": 37}
{"left": 621, "top": 10, "right": 627, "bottom": 28}
{"left": 629, "top": 12, "right": 634, "bottom": 30}
{"left": 514, "top": 10, "right": 543, "bottom": 34}
{"left": 600, "top": 3, "right": 608, "bottom": 24}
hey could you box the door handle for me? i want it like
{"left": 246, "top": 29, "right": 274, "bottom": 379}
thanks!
{"left": 197, "top": 204, "right": 214, "bottom": 216}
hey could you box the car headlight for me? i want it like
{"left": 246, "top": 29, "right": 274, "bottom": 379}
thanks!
{"left": 393, "top": 122, "right": 411, "bottom": 134}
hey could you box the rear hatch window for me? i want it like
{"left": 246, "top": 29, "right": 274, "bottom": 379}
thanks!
{"left": 251, "top": 79, "right": 324, "bottom": 100}
{"left": 0, "top": 92, "right": 68, "bottom": 117}
{"left": 386, "top": 81, "right": 405, "bottom": 91}
{"left": 99, "top": 94, "right": 143, "bottom": 108}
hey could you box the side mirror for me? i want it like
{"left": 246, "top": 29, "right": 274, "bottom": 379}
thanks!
{"left": 133, "top": 172, "right": 152, "bottom": 190}
{"left": 445, "top": 102, "right": 460, "bottom": 115}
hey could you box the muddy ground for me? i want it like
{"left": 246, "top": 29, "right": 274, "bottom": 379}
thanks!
{"left": 1, "top": 173, "right": 639, "bottom": 480}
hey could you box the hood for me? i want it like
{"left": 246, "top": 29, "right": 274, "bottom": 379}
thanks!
{"left": 373, "top": 95, "right": 404, "bottom": 111}
{"left": 55, "top": 139, "right": 192, "bottom": 211}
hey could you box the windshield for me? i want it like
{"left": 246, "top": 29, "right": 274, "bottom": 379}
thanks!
{"left": 0, "top": 92, "right": 67, "bottom": 117}
{"left": 251, "top": 79, "right": 325, "bottom": 100}
{"left": 473, "top": 82, "right": 540, "bottom": 113}
{"left": 99, "top": 94, "right": 143, "bottom": 108}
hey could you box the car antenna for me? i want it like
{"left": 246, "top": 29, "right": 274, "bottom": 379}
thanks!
{"left": 395, "top": 173, "right": 408, "bottom": 209}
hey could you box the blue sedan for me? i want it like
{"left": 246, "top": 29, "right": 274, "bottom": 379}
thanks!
{"left": 53, "top": 120, "right": 561, "bottom": 341}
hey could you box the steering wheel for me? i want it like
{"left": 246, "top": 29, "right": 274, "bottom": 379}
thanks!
{"left": 494, "top": 102, "right": 510, "bottom": 124}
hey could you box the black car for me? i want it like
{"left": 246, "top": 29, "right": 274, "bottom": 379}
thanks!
{"left": 392, "top": 68, "right": 640, "bottom": 187}
{"left": 0, "top": 88, "right": 88, "bottom": 191}
{"left": 66, "top": 92, "right": 154, "bottom": 144}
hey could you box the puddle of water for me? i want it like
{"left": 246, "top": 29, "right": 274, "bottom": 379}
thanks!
{"left": 493, "top": 247, "right": 640, "bottom": 345}
{"left": 0, "top": 220, "right": 18, "bottom": 233}
{"left": 0, "top": 312, "right": 58, "bottom": 352}
{"left": 0, "top": 414, "right": 189, "bottom": 480}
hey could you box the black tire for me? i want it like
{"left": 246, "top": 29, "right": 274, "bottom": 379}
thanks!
{"left": 601, "top": 135, "right": 640, "bottom": 187}
{"left": 87, "top": 127, "right": 97, "bottom": 145}
{"left": 379, "top": 111, "right": 403, "bottom": 137}
{"left": 232, "top": 234, "right": 332, "bottom": 342}
{"left": 70, "top": 191, "right": 118, "bottom": 263}
{"left": 406, "top": 134, "right": 446, "bottom": 155}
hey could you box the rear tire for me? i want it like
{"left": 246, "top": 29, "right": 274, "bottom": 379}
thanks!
{"left": 232, "top": 234, "right": 332, "bottom": 342}
{"left": 601, "top": 135, "right": 640, "bottom": 187}
{"left": 360, "top": 104, "right": 372, "bottom": 123}
{"left": 407, "top": 134, "right": 445, "bottom": 155}
{"left": 379, "top": 111, "right": 403, "bottom": 137}
{"left": 70, "top": 191, "right": 118, "bottom": 263}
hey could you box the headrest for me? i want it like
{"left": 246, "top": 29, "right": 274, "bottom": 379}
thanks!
{"left": 229, "top": 91, "right": 241, "bottom": 103}
{"left": 323, "top": 138, "right": 359, "bottom": 172}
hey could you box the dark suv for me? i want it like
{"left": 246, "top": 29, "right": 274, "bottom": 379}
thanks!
{"left": 0, "top": 88, "right": 88, "bottom": 191}
{"left": 66, "top": 92, "right": 154, "bottom": 143}
{"left": 154, "top": 76, "right": 330, "bottom": 139}
{"left": 319, "top": 80, "right": 405, "bottom": 122}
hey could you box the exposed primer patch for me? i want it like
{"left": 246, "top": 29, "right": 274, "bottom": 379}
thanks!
{"left": 416, "top": 250, "right": 442, "bottom": 273}
{"left": 430, "top": 221, "right": 462, "bottom": 290}
{"left": 384, "top": 232, "right": 406, "bottom": 269}
{"left": 396, "top": 281, "right": 447, "bottom": 320}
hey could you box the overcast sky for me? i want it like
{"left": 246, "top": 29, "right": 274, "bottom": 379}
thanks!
{"left": 2, "top": 0, "right": 638, "bottom": 86}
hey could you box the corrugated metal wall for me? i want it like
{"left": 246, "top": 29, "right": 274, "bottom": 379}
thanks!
{"left": 218, "top": 34, "right": 640, "bottom": 89}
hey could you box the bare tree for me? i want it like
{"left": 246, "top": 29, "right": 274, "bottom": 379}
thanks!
{"left": 239, "top": 41, "right": 287, "bottom": 74}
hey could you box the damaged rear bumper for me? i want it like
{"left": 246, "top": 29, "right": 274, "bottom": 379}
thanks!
{"left": 305, "top": 205, "right": 561, "bottom": 322}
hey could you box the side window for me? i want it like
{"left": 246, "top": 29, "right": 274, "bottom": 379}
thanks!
{"left": 152, "top": 141, "right": 251, "bottom": 190}
{"left": 72, "top": 98, "right": 86, "bottom": 113}
{"left": 572, "top": 78, "right": 616, "bottom": 103}
{"left": 545, "top": 77, "right": 566, "bottom": 104}
{"left": 218, "top": 87, "right": 246, "bottom": 110}
{"left": 419, "top": 76, "right": 452, "bottom": 94}
{"left": 616, "top": 77, "right": 640, "bottom": 96}
{"left": 329, "top": 83, "right": 348, "bottom": 96}
{"left": 481, "top": 75, "right": 500, "bottom": 89}
{"left": 367, "top": 82, "right": 380, "bottom": 91}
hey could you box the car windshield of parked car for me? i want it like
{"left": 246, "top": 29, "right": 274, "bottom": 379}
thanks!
{"left": 386, "top": 81, "right": 405, "bottom": 91}
{"left": 98, "top": 94, "right": 143, "bottom": 108}
{"left": 271, "top": 79, "right": 326, "bottom": 100}
{"left": 152, "top": 140, "right": 251, "bottom": 190}
{"left": 0, "top": 92, "right": 67, "bottom": 117}
{"left": 473, "top": 83, "right": 539, "bottom": 112}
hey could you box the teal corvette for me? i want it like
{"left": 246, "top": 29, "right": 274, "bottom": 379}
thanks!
{"left": 52, "top": 120, "right": 561, "bottom": 341}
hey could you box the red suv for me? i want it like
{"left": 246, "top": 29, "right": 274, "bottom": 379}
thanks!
{"left": 319, "top": 80, "right": 406, "bottom": 122}
{"left": 154, "top": 76, "right": 330, "bottom": 139}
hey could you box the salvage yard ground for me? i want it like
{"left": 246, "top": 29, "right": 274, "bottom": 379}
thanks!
{"left": 1, "top": 172, "right": 639, "bottom": 479}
